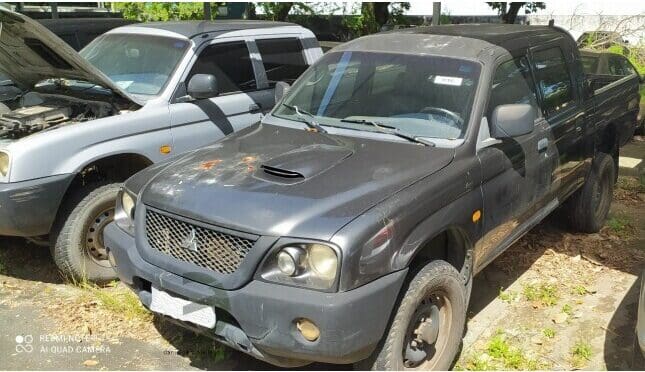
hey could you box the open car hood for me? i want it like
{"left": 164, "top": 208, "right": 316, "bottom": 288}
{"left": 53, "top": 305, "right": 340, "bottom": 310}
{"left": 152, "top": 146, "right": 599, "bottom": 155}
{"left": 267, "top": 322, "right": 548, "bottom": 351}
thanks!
{"left": 0, "top": 9, "right": 141, "bottom": 106}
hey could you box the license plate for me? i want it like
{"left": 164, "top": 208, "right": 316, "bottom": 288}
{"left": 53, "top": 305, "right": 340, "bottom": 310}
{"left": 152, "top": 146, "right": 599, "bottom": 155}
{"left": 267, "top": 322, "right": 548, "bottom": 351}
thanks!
{"left": 150, "top": 287, "right": 216, "bottom": 329}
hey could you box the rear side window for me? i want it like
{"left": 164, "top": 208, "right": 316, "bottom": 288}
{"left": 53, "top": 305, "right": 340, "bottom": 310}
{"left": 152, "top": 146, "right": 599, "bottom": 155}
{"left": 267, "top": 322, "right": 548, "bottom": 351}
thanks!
{"left": 532, "top": 47, "right": 574, "bottom": 115}
{"left": 608, "top": 55, "right": 637, "bottom": 76}
{"left": 256, "top": 38, "right": 307, "bottom": 86}
{"left": 188, "top": 41, "right": 256, "bottom": 94}
{"left": 487, "top": 57, "right": 539, "bottom": 122}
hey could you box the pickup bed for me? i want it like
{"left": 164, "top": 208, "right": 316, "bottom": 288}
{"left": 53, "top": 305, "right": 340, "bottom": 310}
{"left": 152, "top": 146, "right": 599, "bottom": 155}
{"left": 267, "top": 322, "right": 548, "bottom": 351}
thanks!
{"left": 105, "top": 24, "right": 640, "bottom": 369}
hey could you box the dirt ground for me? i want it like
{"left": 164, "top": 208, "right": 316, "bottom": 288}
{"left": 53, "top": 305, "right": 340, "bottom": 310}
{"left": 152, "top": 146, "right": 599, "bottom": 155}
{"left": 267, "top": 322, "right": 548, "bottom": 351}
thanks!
{"left": 1, "top": 141, "right": 644, "bottom": 371}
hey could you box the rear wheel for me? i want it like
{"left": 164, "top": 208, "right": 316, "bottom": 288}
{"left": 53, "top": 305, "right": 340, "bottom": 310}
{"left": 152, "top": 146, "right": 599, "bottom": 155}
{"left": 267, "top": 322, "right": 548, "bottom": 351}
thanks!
{"left": 50, "top": 183, "right": 121, "bottom": 283}
{"left": 564, "top": 152, "right": 615, "bottom": 233}
{"left": 357, "top": 260, "right": 466, "bottom": 370}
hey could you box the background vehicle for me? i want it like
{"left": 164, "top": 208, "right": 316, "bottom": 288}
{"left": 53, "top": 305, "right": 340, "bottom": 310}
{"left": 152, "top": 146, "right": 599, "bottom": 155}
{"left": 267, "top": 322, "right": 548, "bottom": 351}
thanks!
{"left": 37, "top": 18, "right": 137, "bottom": 50}
{"left": 0, "top": 9, "right": 321, "bottom": 281}
{"left": 105, "top": 24, "right": 638, "bottom": 369}
{"left": 580, "top": 49, "right": 644, "bottom": 139}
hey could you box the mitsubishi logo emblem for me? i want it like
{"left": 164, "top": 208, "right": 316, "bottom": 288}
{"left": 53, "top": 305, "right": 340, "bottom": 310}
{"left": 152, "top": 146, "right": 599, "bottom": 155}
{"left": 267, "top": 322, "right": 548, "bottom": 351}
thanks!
{"left": 180, "top": 228, "right": 198, "bottom": 252}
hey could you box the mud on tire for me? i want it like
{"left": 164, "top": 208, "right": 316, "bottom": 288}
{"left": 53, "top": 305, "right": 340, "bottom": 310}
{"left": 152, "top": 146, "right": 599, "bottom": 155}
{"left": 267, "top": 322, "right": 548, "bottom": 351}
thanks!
{"left": 356, "top": 260, "right": 466, "bottom": 370}
{"left": 50, "top": 183, "right": 121, "bottom": 283}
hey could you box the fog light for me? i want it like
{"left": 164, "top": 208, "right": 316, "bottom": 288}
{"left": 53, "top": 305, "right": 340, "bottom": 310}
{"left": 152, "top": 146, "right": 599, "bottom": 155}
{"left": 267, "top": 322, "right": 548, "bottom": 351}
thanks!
{"left": 296, "top": 318, "right": 320, "bottom": 342}
{"left": 107, "top": 250, "right": 117, "bottom": 268}
{"left": 277, "top": 251, "right": 296, "bottom": 276}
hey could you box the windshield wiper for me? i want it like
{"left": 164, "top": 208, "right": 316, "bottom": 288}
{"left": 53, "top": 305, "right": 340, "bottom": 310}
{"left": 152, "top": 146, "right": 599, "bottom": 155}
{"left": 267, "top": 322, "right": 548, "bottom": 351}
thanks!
{"left": 280, "top": 103, "right": 327, "bottom": 133}
{"left": 340, "top": 118, "right": 435, "bottom": 147}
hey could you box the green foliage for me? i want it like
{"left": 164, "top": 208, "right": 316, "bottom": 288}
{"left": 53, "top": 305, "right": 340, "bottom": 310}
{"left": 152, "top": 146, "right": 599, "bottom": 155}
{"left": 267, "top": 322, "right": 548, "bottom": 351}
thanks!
{"left": 523, "top": 283, "right": 559, "bottom": 306}
{"left": 111, "top": 2, "right": 217, "bottom": 21}
{"left": 571, "top": 340, "right": 592, "bottom": 367}
{"left": 606, "top": 215, "right": 632, "bottom": 237}
{"left": 561, "top": 303, "right": 573, "bottom": 315}
{"left": 498, "top": 287, "right": 519, "bottom": 303}
{"left": 542, "top": 328, "right": 555, "bottom": 338}
{"left": 260, "top": 2, "right": 313, "bottom": 21}
{"left": 463, "top": 331, "right": 546, "bottom": 370}
{"left": 572, "top": 285, "right": 588, "bottom": 296}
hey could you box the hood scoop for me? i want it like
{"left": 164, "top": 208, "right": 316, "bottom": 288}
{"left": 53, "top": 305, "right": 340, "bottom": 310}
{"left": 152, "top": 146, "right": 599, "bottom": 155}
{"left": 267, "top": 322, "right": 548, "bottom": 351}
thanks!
{"left": 256, "top": 144, "right": 353, "bottom": 184}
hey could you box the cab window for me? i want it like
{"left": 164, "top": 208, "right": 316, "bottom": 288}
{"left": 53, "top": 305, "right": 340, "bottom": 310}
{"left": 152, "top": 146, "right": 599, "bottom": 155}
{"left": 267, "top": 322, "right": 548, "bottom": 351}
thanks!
{"left": 531, "top": 47, "right": 574, "bottom": 115}
{"left": 256, "top": 38, "right": 307, "bottom": 86}
{"left": 188, "top": 41, "right": 256, "bottom": 94}
{"left": 487, "top": 57, "right": 539, "bottom": 122}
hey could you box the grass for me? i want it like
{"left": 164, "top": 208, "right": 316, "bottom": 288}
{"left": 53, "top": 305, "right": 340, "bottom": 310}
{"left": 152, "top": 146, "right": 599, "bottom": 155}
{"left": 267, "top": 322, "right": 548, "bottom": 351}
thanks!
{"left": 561, "top": 304, "right": 573, "bottom": 316}
{"left": 542, "top": 328, "right": 556, "bottom": 338}
{"left": 571, "top": 340, "right": 593, "bottom": 367}
{"left": 463, "top": 331, "right": 545, "bottom": 370}
{"left": 498, "top": 288, "right": 519, "bottom": 303}
{"left": 605, "top": 215, "right": 633, "bottom": 237}
{"left": 81, "top": 283, "right": 152, "bottom": 322}
{"left": 572, "top": 285, "right": 588, "bottom": 296}
{"left": 616, "top": 176, "right": 645, "bottom": 193}
{"left": 523, "top": 283, "right": 559, "bottom": 307}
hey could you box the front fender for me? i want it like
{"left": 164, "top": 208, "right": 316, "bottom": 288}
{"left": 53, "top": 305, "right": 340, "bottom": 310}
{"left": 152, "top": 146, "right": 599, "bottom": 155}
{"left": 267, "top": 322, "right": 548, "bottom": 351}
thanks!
{"left": 331, "top": 157, "right": 483, "bottom": 291}
{"left": 5, "top": 106, "right": 171, "bottom": 182}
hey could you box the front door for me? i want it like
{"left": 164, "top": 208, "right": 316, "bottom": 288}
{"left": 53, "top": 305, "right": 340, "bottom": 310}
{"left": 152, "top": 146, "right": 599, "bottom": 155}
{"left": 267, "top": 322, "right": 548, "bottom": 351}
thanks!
{"left": 476, "top": 56, "right": 555, "bottom": 268}
{"left": 168, "top": 39, "right": 273, "bottom": 155}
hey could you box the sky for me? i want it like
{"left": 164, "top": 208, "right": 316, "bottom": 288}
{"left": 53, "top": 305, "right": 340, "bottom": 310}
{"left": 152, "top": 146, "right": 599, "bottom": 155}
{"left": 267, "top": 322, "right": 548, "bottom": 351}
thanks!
{"left": 408, "top": 0, "right": 645, "bottom": 16}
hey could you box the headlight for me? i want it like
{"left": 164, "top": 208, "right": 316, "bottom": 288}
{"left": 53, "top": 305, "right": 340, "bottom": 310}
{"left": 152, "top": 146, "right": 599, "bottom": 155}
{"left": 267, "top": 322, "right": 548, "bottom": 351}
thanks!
{"left": 115, "top": 188, "right": 137, "bottom": 235}
{"left": 0, "top": 152, "right": 9, "bottom": 179}
{"left": 258, "top": 242, "right": 340, "bottom": 291}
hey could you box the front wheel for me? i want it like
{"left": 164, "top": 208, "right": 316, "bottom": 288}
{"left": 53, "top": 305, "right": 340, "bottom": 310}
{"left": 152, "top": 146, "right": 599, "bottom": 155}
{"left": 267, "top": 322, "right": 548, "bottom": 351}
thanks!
{"left": 50, "top": 183, "right": 121, "bottom": 283}
{"left": 357, "top": 260, "right": 466, "bottom": 370}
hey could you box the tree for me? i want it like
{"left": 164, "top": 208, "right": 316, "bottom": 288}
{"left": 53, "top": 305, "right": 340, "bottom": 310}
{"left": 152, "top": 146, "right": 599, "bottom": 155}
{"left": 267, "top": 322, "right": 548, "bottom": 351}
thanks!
{"left": 259, "top": 2, "right": 313, "bottom": 21}
{"left": 486, "top": 2, "right": 545, "bottom": 24}
{"left": 343, "top": 2, "right": 410, "bottom": 37}
{"left": 110, "top": 2, "right": 222, "bottom": 21}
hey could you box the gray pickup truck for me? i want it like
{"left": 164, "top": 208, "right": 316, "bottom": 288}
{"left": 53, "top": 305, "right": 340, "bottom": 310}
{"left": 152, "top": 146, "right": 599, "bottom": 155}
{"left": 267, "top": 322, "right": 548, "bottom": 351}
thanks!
{"left": 105, "top": 24, "right": 640, "bottom": 369}
{"left": 0, "top": 8, "right": 321, "bottom": 281}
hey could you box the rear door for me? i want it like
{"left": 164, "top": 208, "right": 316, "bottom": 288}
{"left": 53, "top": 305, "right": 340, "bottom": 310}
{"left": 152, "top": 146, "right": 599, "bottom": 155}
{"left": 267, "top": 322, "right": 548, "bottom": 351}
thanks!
{"left": 529, "top": 44, "right": 586, "bottom": 201}
{"left": 168, "top": 39, "right": 267, "bottom": 154}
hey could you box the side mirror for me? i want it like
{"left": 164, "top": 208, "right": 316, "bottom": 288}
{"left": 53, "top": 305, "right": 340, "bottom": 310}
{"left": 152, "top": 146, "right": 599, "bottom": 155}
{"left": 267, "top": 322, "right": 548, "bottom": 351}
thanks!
{"left": 187, "top": 74, "right": 218, "bottom": 100}
{"left": 491, "top": 104, "right": 536, "bottom": 138}
{"left": 274, "top": 81, "right": 290, "bottom": 103}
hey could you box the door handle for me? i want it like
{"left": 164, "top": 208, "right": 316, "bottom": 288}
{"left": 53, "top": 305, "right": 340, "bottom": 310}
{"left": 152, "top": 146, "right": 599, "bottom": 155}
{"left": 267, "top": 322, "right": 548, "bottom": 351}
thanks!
{"left": 537, "top": 138, "right": 548, "bottom": 153}
{"left": 575, "top": 126, "right": 582, "bottom": 133}
{"left": 249, "top": 103, "right": 262, "bottom": 113}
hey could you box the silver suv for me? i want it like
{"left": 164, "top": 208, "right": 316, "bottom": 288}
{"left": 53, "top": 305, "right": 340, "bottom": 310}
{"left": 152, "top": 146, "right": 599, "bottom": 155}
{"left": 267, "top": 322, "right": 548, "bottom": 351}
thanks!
{"left": 0, "top": 8, "right": 321, "bottom": 281}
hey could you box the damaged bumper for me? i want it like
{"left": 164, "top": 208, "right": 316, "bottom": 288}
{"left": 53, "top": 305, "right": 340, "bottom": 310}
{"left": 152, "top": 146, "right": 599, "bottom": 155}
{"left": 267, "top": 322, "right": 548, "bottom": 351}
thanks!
{"left": 104, "top": 222, "right": 406, "bottom": 367}
{"left": 0, "top": 174, "right": 72, "bottom": 236}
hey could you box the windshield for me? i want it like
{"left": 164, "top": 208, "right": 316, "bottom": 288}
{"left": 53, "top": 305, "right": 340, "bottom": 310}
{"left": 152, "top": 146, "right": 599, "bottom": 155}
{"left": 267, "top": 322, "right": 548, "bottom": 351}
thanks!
{"left": 80, "top": 34, "right": 190, "bottom": 96}
{"left": 273, "top": 51, "right": 481, "bottom": 140}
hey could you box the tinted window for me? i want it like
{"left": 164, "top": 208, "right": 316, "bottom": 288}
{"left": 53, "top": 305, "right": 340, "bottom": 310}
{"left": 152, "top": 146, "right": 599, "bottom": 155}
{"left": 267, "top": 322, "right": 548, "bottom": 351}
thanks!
{"left": 608, "top": 55, "right": 637, "bottom": 76}
{"left": 256, "top": 38, "right": 307, "bottom": 86}
{"left": 487, "top": 57, "right": 538, "bottom": 122}
{"left": 532, "top": 48, "right": 574, "bottom": 115}
{"left": 189, "top": 41, "right": 256, "bottom": 94}
{"left": 581, "top": 55, "right": 599, "bottom": 74}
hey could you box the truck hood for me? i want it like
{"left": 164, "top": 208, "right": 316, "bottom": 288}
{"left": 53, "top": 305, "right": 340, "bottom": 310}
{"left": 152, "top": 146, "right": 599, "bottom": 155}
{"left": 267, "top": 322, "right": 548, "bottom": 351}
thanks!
{"left": 0, "top": 9, "right": 140, "bottom": 106}
{"left": 140, "top": 124, "right": 454, "bottom": 241}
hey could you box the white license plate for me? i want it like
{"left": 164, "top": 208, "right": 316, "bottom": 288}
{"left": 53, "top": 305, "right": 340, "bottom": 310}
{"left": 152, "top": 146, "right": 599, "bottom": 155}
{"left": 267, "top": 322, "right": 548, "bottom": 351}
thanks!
{"left": 150, "top": 287, "right": 216, "bottom": 329}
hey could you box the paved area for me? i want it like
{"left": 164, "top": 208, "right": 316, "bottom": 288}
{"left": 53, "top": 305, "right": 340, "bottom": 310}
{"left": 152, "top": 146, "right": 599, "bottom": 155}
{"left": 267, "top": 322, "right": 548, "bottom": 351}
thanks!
{"left": 0, "top": 140, "right": 643, "bottom": 370}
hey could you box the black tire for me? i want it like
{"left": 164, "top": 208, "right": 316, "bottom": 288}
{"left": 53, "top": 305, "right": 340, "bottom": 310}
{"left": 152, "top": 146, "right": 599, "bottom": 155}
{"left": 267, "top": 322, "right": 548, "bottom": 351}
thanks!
{"left": 357, "top": 261, "right": 466, "bottom": 370}
{"left": 50, "top": 183, "right": 121, "bottom": 283}
{"left": 563, "top": 152, "right": 615, "bottom": 233}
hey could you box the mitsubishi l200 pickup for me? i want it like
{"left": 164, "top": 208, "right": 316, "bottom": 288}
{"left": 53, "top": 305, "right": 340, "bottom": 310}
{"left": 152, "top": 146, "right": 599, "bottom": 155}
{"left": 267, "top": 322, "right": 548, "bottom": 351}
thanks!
{"left": 0, "top": 8, "right": 321, "bottom": 281}
{"left": 104, "top": 25, "right": 641, "bottom": 369}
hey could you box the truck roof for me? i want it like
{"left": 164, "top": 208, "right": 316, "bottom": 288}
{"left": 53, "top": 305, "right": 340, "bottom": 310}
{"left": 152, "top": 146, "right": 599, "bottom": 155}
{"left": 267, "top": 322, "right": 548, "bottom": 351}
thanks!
{"left": 124, "top": 20, "right": 298, "bottom": 39}
{"left": 335, "top": 24, "right": 574, "bottom": 61}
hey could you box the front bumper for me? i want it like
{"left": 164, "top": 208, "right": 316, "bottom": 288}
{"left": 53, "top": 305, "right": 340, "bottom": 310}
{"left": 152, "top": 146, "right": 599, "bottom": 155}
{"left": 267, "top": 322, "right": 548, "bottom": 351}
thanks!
{"left": 0, "top": 174, "right": 73, "bottom": 236}
{"left": 104, "top": 222, "right": 407, "bottom": 367}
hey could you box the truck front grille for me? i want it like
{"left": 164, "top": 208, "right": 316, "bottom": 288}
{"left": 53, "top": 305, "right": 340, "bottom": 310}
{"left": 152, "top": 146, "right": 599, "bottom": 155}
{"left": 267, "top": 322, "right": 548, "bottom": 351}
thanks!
{"left": 144, "top": 210, "right": 255, "bottom": 275}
